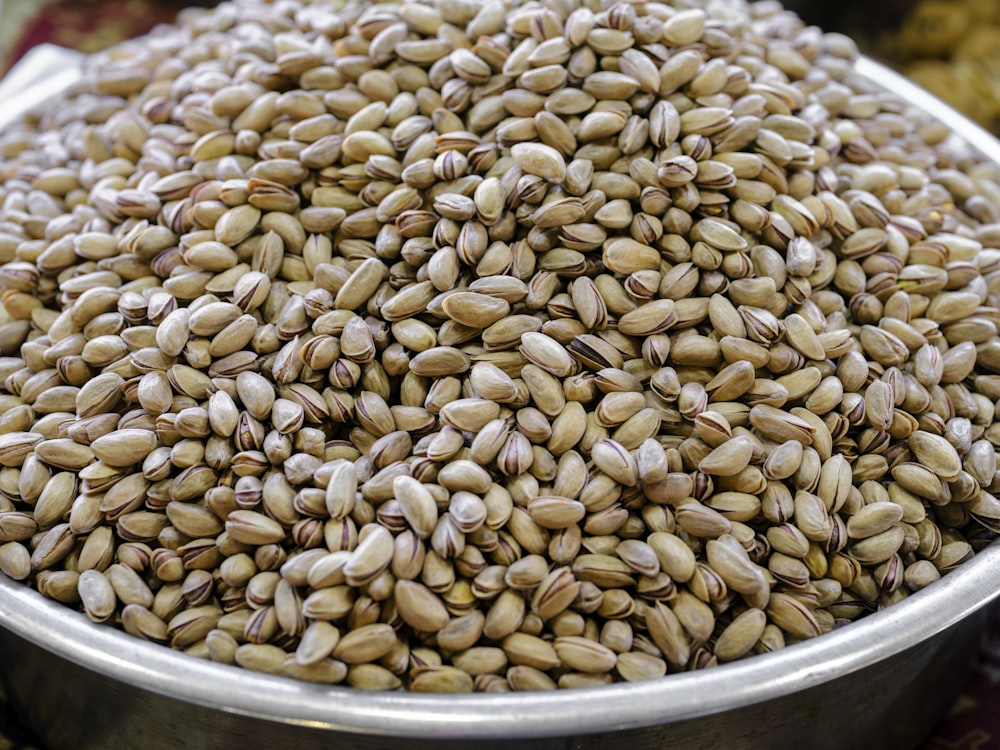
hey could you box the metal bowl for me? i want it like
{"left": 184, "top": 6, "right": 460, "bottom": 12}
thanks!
{"left": 2, "top": 55, "right": 1000, "bottom": 750}
{"left": 1, "top": 541, "right": 997, "bottom": 750}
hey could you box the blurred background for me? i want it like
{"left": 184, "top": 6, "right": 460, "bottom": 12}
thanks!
{"left": 0, "top": 0, "right": 214, "bottom": 72}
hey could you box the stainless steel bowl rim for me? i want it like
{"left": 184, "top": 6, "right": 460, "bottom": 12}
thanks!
{"left": 2, "top": 541, "right": 998, "bottom": 739}
{"left": 1, "top": 56, "right": 1000, "bottom": 741}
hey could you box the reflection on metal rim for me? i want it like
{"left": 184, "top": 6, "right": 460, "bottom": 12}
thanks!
{"left": 1, "top": 542, "right": 998, "bottom": 739}
{"left": 854, "top": 56, "right": 1000, "bottom": 167}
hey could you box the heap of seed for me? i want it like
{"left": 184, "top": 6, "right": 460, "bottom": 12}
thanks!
{"left": 1, "top": 0, "right": 1000, "bottom": 693}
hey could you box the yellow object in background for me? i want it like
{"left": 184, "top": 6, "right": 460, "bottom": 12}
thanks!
{"left": 897, "top": 0, "right": 971, "bottom": 58}
{"left": 890, "top": 0, "right": 1000, "bottom": 132}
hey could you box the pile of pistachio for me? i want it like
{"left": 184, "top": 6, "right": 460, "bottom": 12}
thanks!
{"left": 0, "top": 0, "right": 999, "bottom": 692}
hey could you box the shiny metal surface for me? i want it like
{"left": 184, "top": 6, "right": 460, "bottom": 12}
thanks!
{"left": 0, "top": 45, "right": 83, "bottom": 132}
{"left": 854, "top": 57, "right": 1000, "bottom": 166}
{"left": 0, "top": 54, "right": 999, "bottom": 750}
{"left": 0, "top": 543, "right": 996, "bottom": 749}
